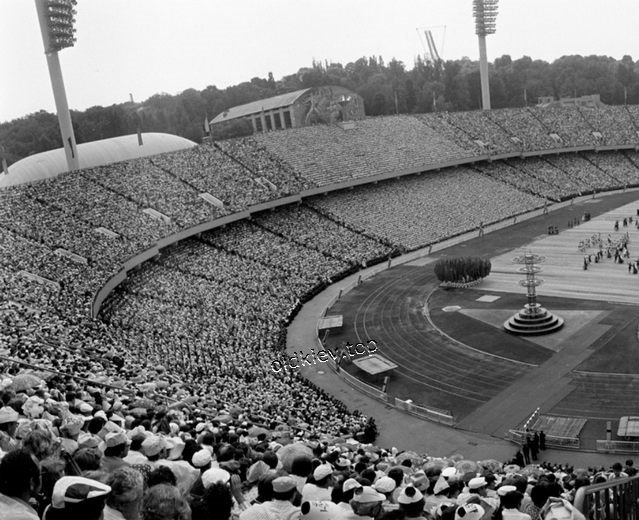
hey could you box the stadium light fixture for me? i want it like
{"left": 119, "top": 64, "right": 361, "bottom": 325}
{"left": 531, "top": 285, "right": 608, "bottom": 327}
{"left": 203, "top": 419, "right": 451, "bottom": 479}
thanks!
{"left": 34, "top": 0, "right": 80, "bottom": 171}
{"left": 472, "top": 0, "right": 498, "bottom": 110}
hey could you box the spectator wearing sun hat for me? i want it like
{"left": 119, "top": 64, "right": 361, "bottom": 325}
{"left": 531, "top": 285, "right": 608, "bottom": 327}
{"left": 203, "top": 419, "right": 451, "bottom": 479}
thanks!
{"left": 457, "top": 477, "right": 488, "bottom": 506}
{"left": 302, "top": 463, "right": 334, "bottom": 502}
{"left": 455, "top": 503, "right": 486, "bottom": 520}
{"left": 0, "top": 406, "right": 20, "bottom": 452}
{"left": 374, "top": 475, "right": 399, "bottom": 511}
{"left": 155, "top": 437, "right": 199, "bottom": 495}
{"left": 349, "top": 485, "right": 386, "bottom": 519}
{"left": 333, "top": 478, "right": 363, "bottom": 516}
{"left": 499, "top": 490, "right": 531, "bottom": 520}
{"left": 101, "top": 431, "right": 131, "bottom": 474}
{"left": 240, "top": 475, "right": 300, "bottom": 520}
{"left": 397, "top": 485, "right": 426, "bottom": 519}
{"left": 122, "top": 427, "right": 148, "bottom": 466}
{"left": 43, "top": 475, "right": 111, "bottom": 520}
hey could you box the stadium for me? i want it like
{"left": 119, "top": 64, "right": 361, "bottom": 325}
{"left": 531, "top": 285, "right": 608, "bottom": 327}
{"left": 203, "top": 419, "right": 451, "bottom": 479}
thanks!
{"left": 5, "top": 2, "right": 639, "bottom": 520}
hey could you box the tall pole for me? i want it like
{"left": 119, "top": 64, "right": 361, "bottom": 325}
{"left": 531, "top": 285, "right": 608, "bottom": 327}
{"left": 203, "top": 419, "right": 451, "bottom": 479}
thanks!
{"left": 34, "top": 0, "right": 79, "bottom": 172}
{"left": 477, "top": 34, "right": 491, "bottom": 110}
{"left": 473, "top": 0, "right": 498, "bottom": 111}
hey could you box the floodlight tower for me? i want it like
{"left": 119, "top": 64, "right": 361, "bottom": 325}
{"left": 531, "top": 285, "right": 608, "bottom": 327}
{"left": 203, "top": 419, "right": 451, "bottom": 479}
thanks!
{"left": 473, "top": 0, "right": 498, "bottom": 110}
{"left": 34, "top": 0, "right": 79, "bottom": 171}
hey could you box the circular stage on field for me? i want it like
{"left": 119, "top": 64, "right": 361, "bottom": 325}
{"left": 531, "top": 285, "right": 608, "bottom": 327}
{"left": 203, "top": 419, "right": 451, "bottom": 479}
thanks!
{"left": 323, "top": 192, "right": 639, "bottom": 450}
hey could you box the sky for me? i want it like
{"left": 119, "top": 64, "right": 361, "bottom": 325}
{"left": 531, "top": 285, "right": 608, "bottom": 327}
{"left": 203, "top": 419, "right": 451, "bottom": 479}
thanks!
{"left": 1, "top": 0, "right": 638, "bottom": 123}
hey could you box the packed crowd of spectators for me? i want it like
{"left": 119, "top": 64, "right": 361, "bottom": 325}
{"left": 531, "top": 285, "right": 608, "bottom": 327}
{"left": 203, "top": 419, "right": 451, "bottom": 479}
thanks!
{"left": 256, "top": 116, "right": 472, "bottom": 185}
{"left": 486, "top": 109, "right": 558, "bottom": 151}
{"left": 0, "top": 374, "right": 633, "bottom": 520}
{"left": 4, "top": 107, "right": 639, "bottom": 518}
{"left": 308, "top": 168, "right": 545, "bottom": 251}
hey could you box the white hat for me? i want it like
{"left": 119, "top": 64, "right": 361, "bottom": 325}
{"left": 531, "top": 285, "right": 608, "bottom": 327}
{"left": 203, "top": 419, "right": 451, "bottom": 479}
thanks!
{"left": 468, "top": 477, "right": 487, "bottom": 490}
{"left": 374, "top": 476, "right": 396, "bottom": 493}
{"left": 455, "top": 503, "right": 485, "bottom": 520}
{"left": 497, "top": 485, "right": 517, "bottom": 497}
{"left": 351, "top": 486, "right": 386, "bottom": 503}
{"left": 202, "top": 467, "right": 230, "bottom": 488}
{"left": 166, "top": 437, "right": 185, "bottom": 461}
{"left": 141, "top": 435, "right": 165, "bottom": 457}
{"left": 313, "top": 463, "right": 333, "bottom": 481}
{"left": 0, "top": 407, "right": 19, "bottom": 424}
{"left": 442, "top": 466, "right": 457, "bottom": 478}
{"left": 397, "top": 485, "right": 424, "bottom": 504}
{"left": 50, "top": 476, "right": 111, "bottom": 509}
{"left": 104, "top": 431, "right": 129, "bottom": 449}
{"left": 192, "top": 449, "right": 212, "bottom": 468}
{"left": 343, "top": 478, "right": 363, "bottom": 493}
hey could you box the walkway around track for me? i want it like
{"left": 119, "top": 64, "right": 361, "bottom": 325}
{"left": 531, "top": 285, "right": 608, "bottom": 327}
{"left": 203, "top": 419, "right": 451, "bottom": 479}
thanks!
{"left": 286, "top": 188, "right": 639, "bottom": 463}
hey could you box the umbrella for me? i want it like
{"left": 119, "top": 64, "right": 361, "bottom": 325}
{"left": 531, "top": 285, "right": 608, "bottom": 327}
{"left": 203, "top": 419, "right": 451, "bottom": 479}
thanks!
{"left": 248, "top": 426, "right": 268, "bottom": 437}
{"left": 396, "top": 450, "right": 422, "bottom": 466}
{"left": 455, "top": 460, "right": 479, "bottom": 475}
{"left": 479, "top": 459, "right": 503, "bottom": 473}
{"left": 423, "top": 458, "right": 448, "bottom": 472}
{"left": 9, "top": 373, "right": 43, "bottom": 392}
{"left": 213, "top": 414, "right": 233, "bottom": 424}
{"left": 277, "top": 442, "right": 313, "bottom": 473}
{"left": 131, "top": 399, "right": 155, "bottom": 409}
{"left": 129, "top": 408, "right": 149, "bottom": 418}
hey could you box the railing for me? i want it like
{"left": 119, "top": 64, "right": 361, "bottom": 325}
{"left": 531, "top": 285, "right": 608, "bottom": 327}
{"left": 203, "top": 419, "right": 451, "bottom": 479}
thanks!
{"left": 394, "top": 397, "right": 455, "bottom": 426}
{"left": 580, "top": 475, "right": 639, "bottom": 520}
{"left": 506, "top": 429, "right": 580, "bottom": 449}
{"left": 597, "top": 440, "right": 639, "bottom": 453}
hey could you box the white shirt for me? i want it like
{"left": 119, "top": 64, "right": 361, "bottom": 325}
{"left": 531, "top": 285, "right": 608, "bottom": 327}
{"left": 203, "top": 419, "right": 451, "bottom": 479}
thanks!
{"left": 502, "top": 508, "right": 532, "bottom": 520}
{"left": 301, "top": 483, "right": 332, "bottom": 502}
{"left": 239, "top": 499, "right": 301, "bottom": 520}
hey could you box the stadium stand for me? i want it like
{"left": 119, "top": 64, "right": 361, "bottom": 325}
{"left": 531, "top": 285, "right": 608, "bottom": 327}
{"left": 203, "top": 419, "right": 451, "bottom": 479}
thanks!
{"left": 4, "top": 106, "right": 639, "bottom": 518}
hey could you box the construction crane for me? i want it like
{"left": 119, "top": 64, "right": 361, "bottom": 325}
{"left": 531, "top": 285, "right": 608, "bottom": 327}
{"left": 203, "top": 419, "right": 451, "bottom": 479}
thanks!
{"left": 416, "top": 26, "right": 446, "bottom": 66}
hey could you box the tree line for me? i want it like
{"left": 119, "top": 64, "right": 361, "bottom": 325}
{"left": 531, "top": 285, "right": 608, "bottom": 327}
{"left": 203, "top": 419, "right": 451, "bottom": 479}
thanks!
{"left": 2, "top": 53, "right": 638, "bottom": 165}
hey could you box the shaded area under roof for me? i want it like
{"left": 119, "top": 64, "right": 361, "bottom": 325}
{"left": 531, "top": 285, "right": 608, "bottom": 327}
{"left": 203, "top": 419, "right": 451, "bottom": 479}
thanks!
{"left": 211, "top": 88, "right": 311, "bottom": 124}
{"left": 1, "top": 133, "right": 196, "bottom": 188}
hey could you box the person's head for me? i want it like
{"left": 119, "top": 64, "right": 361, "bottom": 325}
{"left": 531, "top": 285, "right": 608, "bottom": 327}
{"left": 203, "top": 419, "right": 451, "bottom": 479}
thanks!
{"left": 107, "top": 467, "right": 145, "bottom": 520}
{"left": 313, "top": 464, "right": 334, "bottom": 488}
{"left": 261, "top": 451, "right": 278, "bottom": 469}
{"left": 44, "top": 476, "right": 111, "bottom": 520}
{"left": 256, "top": 473, "right": 278, "bottom": 502}
{"left": 612, "top": 462, "right": 623, "bottom": 474}
{"left": 501, "top": 490, "right": 524, "bottom": 510}
{"left": 388, "top": 467, "right": 405, "bottom": 487}
{"left": 272, "top": 476, "right": 299, "bottom": 502}
{"left": 0, "top": 406, "right": 19, "bottom": 437}
{"left": 0, "top": 449, "right": 40, "bottom": 500}
{"left": 291, "top": 455, "right": 313, "bottom": 478}
{"left": 147, "top": 466, "right": 177, "bottom": 488}
{"left": 398, "top": 486, "right": 425, "bottom": 517}
{"left": 104, "top": 432, "right": 130, "bottom": 458}
{"left": 73, "top": 448, "right": 103, "bottom": 472}
{"left": 192, "top": 482, "right": 233, "bottom": 520}
{"left": 141, "top": 484, "right": 191, "bottom": 520}
{"left": 351, "top": 486, "right": 386, "bottom": 517}
{"left": 23, "top": 429, "right": 57, "bottom": 460}
{"left": 530, "top": 484, "right": 551, "bottom": 508}
{"left": 468, "top": 477, "right": 487, "bottom": 496}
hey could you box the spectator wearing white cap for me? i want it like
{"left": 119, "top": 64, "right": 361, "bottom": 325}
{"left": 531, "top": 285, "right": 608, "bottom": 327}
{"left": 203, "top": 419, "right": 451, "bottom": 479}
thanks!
{"left": 374, "top": 475, "right": 398, "bottom": 511}
{"left": 457, "top": 477, "right": 487, "bottom": 506}
{"left": 240, "top": 475, "right": 300, "bottom": 520}
{"left": 334, "top": 478, "right": 363, "bottom": 516}
{"left": 155, "top": 437, "right": 199, "bottom": 495}
{"left": 454, "top": 503, "right": 485, "bottom": 520}
{"left": 43, "top": 476, "right": 111, "bottom": 520}
{"left": 101, "top": 431, "right": 131, "bottom": 474}
{"left": 347, "top": 485, "right": 386, "bottom": 519}
{"left": 0, "top": 406, "right": 20, "bottom": 452}
{"left": 302, "top": 463, "right": 334, "bottom": 502}
{"left": 398, "top": 485, "right": 426, "bottom": 519}
{"left": 122, "top": 427, "right": 149, "bottom": 466}
{"left": 499, "top": 490, "right": 531, "bottom": 520}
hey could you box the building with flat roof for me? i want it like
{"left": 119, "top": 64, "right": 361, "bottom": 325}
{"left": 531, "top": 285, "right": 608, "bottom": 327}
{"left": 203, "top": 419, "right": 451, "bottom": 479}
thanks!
{"left": 210, "top": 85, "right": 365, "bottom": 134}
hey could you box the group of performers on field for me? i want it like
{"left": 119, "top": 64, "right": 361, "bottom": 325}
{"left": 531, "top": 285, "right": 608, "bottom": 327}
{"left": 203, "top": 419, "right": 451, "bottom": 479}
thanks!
{"left": 580, "top": 222, "right": 633, "bottom": 271}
